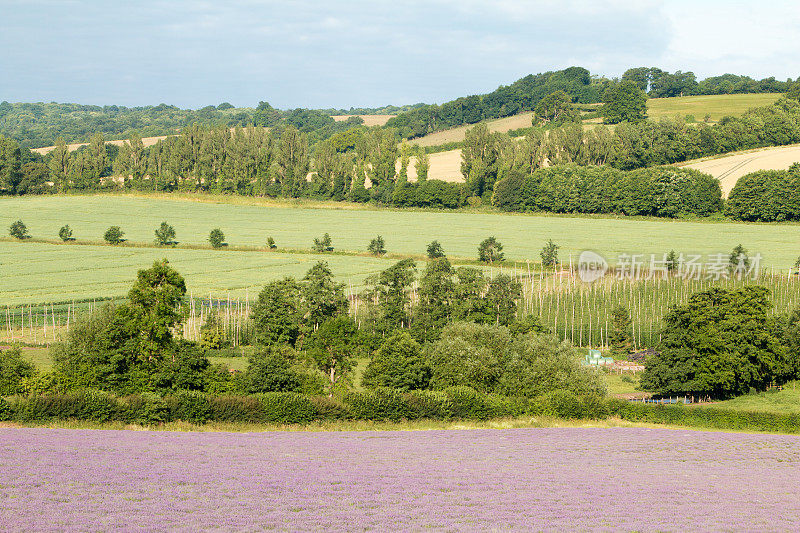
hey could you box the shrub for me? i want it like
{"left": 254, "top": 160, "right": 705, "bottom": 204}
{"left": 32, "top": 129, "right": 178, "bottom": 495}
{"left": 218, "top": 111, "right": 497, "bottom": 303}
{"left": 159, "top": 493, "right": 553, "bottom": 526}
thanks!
{"left": 445, "top": 386, "right": 492, "bottom": 420}
{"left": 14, "top": 389, "right": 117, "bottom": 422}
{"left": 58, "top": 224, "right": 74, "bottom": 241}
{"left": 534, "top": 389, "right": 583, "bottom": 419}
{"left": 209, "top": 395, "right": 264, "bottom": 423}
{"left": 309, "top": 395, "right": 351, "bottom": 420}
{"left": 0, "top": 347, "right": 36, "bottom": 395}
{"left": 117, "top": 393, "right": 169, "bottom": 424}
{"left": 402, "top": 390, "right": 453, "bottom": 420}
{"left": 166, "top": 390, "right": 212, "bottom": 423}
{"left": 0, "top": 397, "right": 11, "bottom": 421}
{"left": 9, "top": 220, "right": 30, "bottom": 240}
{"left": 267, "top": 236, "right": 277, "bottom": 249}
{"left": 345, "top": 388, "right": 410, "bottom": 421}
{"left": 256, "top": 392, "right": 315, "bottom": 423}
{"left": 103, "top": 226, "right": 124, "bottom": 244}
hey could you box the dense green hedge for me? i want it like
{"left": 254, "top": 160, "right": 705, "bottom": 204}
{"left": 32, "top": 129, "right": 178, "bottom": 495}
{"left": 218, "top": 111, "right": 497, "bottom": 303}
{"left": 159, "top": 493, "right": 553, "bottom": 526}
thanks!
{"left": 616, "top": 402, "right": 800, "bottom": 433}
{"left": 492, "top": 165, "right": 722, "bottom": 217}
{"left": 391, "top": 181, "right": 467, "bottom": 209}
{"left": 726, "top": 168, "right": 800, "bottom": 221}
{"left": 3, "top": 389, "right": 800, "bottom": 433}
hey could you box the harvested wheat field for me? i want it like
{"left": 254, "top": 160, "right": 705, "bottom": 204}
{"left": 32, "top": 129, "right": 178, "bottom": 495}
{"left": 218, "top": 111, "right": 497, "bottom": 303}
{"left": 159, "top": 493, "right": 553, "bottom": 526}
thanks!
{"left": 32, "top": 135, "right": 173, "bottom": 156}
{"left": 409, "top": 112, "right": 534, "bottom": 147}
{"left": 405, "top": 149, "right": 464, "bottom": 182}
{"left": 681, "top": 144, "right": 800, "bottom": 196}
{"left": 331, "top": 114, "right": 393, "bottom": 127}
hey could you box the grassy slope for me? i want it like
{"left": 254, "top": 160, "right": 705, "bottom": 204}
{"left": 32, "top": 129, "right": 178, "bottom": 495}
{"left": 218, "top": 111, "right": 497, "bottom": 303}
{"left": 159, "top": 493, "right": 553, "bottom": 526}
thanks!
{"left": 646, "top": 93, "right": 781, "bottom": 122}
{"left": 705, "top": 383, "right": 800, "bottom": 414}
{"left": 2, "top": 193, "right": 799, "bottom": 305}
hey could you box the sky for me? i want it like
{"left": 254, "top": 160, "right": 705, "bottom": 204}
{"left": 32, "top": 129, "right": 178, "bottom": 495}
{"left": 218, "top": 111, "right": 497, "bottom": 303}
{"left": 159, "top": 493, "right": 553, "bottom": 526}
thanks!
{"left": 1, "top": 0, "right": 799, "bottom": 110}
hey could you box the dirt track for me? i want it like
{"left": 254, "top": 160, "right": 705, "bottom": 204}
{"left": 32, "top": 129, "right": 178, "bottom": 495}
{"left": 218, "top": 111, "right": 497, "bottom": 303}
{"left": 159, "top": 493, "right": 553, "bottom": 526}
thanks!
{"left": 681, "top": 144, "right": 800, "bottom": 196}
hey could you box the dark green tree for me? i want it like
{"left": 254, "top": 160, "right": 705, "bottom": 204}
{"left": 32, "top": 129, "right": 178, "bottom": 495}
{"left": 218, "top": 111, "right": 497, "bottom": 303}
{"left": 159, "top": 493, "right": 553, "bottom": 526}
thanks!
{"left": 533, "top": 91, "right": 577, "bottom": 125}
{"left": 426, "top": 240, "right": 445, "bottom": 259}
{"left": 601, "top": 80, "right": 648, "bottom": 124}
{"left": 365, "top": 258, "right": 417, "bottom": 330}
{"left": 307, "top": 315, "right": 361, "bottom": 394}
{"left": 641, "top": 286, "right": 792, "bottom": 398}
{"left": 125, "top": 259, "right": 187, "bottom": 360}
{"left": 251, "top": 278, "right": 303, "bottom": 346}
{"left": 478, "top": 236, "right": 504, "bottom": 263}
{"left": 267, "top": 236, "right": 277, "bottom": 249}
{"left": 609, "top": 306, "right": 634, "bottom": 357}
{"left": 362, "top": 331, "right": 431, "bottom": 391}
{"left": 415, "top": 257, "right": 456, "bottom": 338}
{"left": 103, "top": 226, "right": 124, "bottom": 244}
{"left": 0, "top": 135, "right": 22, "bottom": 194}
{"left": 242, "top": 348, "right": 301, "bottom": 393}
{"left": 729, "top": 244, "right": 750, "bottom": 273}
{"left": 208, "top": 228, "right": 226, "bottom": 248}
{"left": 367, "top": 235, "right": 386, "bottom": 256}
{"left": 313, "top": 232, "right": 333, "bottom": 252}
{"left": 301, "top": 261, "right": 348, "bottom": 331}
{"left": 483, "top": 274, "right": 522, "bottom": 326}
{"left": 59, "top": 225, "right": 74, "bottom": 242}
{"left": 154, "top": 221, "right": 176, "bottom": 246}
{"left": 0, "top": 347, "right": 36, "bottom": 395}
{"left": 540, "top": 239, "right": 559, "bottom": 267}
{"left": 9, "top": 220, "right": 30, "bottom": 240}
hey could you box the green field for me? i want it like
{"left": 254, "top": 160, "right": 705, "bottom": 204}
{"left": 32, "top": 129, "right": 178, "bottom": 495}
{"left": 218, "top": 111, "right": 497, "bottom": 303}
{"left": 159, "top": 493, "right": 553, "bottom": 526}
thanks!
{"left": 2, "top": 194, "right": 800, "bottom": 305}
{"left": 646, "top": 93, "right": 781, "bottom": 122}
{"left": 0, "top": 240, "right": 394, "bottom": 306}
{"left": 701, "top": 382, "right": 800, "bottom": 414}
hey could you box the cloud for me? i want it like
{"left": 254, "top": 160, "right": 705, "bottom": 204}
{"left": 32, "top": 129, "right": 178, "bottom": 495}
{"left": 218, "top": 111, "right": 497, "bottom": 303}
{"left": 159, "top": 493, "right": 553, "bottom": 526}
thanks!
{"left": 0, "top": 0, "right": 796, "bottom": 108}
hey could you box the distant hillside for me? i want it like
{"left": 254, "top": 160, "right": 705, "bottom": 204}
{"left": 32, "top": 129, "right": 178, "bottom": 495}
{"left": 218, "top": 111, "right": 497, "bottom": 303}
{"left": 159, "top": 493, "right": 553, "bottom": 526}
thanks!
{"left": 386, "top": 66, "right": 603, "bottom": 140}
{"left": 1, "top": 66, "right": 795, "bottom": 149}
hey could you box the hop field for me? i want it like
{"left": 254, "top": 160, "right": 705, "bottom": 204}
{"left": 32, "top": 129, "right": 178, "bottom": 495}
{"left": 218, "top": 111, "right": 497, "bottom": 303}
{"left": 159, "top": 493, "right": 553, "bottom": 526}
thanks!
{"left": 1, "top": 426, "right": 799, "bottom": 531}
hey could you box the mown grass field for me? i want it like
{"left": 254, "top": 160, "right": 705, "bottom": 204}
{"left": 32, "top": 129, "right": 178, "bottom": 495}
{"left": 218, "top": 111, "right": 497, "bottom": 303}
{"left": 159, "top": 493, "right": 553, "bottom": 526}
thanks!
{"left": 2, "top": 194, "right": 800, "bottom": 305}
{"left": 646, "top": 93, "right": 781, "bottom": 122}
{"left": 0, "top": 240, "right": 394, "bottom": 306}
{"left": 706, "top": 382, "right": 800, "bottom": 414}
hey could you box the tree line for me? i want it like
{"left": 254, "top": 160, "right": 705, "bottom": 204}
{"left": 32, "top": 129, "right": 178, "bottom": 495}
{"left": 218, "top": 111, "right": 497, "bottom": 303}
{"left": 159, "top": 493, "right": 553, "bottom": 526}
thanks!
{"left": 0, "top": 259, "right": 602, "bottom": 403}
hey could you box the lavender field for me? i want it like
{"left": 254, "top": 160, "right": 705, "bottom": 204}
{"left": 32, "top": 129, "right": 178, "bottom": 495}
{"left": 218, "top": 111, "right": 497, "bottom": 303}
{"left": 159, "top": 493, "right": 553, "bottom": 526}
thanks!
{"left": 1, "top": 427, "right": 799, "bottom": 531}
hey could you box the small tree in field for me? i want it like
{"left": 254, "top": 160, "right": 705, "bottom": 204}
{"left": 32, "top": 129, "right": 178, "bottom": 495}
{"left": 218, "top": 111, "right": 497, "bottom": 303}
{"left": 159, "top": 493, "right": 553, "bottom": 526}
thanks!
{"left": 58, "top": 225, "right": 74, "bottom": 242}
{"left": 267, "top": 236, "right": 277, "bottom": 249}
{"left": 154, "top": 221, "right": 176, "bottom": 246}
{"left": 208, "top": 228, "right": 226, "bottom": 249}
{"left": 9, "top": 220, "right": 30, "bottom": 240}
{"left": 103, "top": 226, "right": 124, "bottom": 245}
{"left": 540, "top": 239, "right": 559, "bottom": 267}
{"left": 729, "top": 244, "right": 750, "bottom": 274}
{"left": 478, "top": 236, "right": 504, "bottom": 264}
{"left": 666, "top": 250, "right": 678, "bottom": 272}
{"left": 426, "top": 240, "right": 445, "bottom": 259}
{"left": 313, "top": 233, "right": 333, "bottom": 252}
{"left": 367, "top": 235, "right": 386, "bottom": 256}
